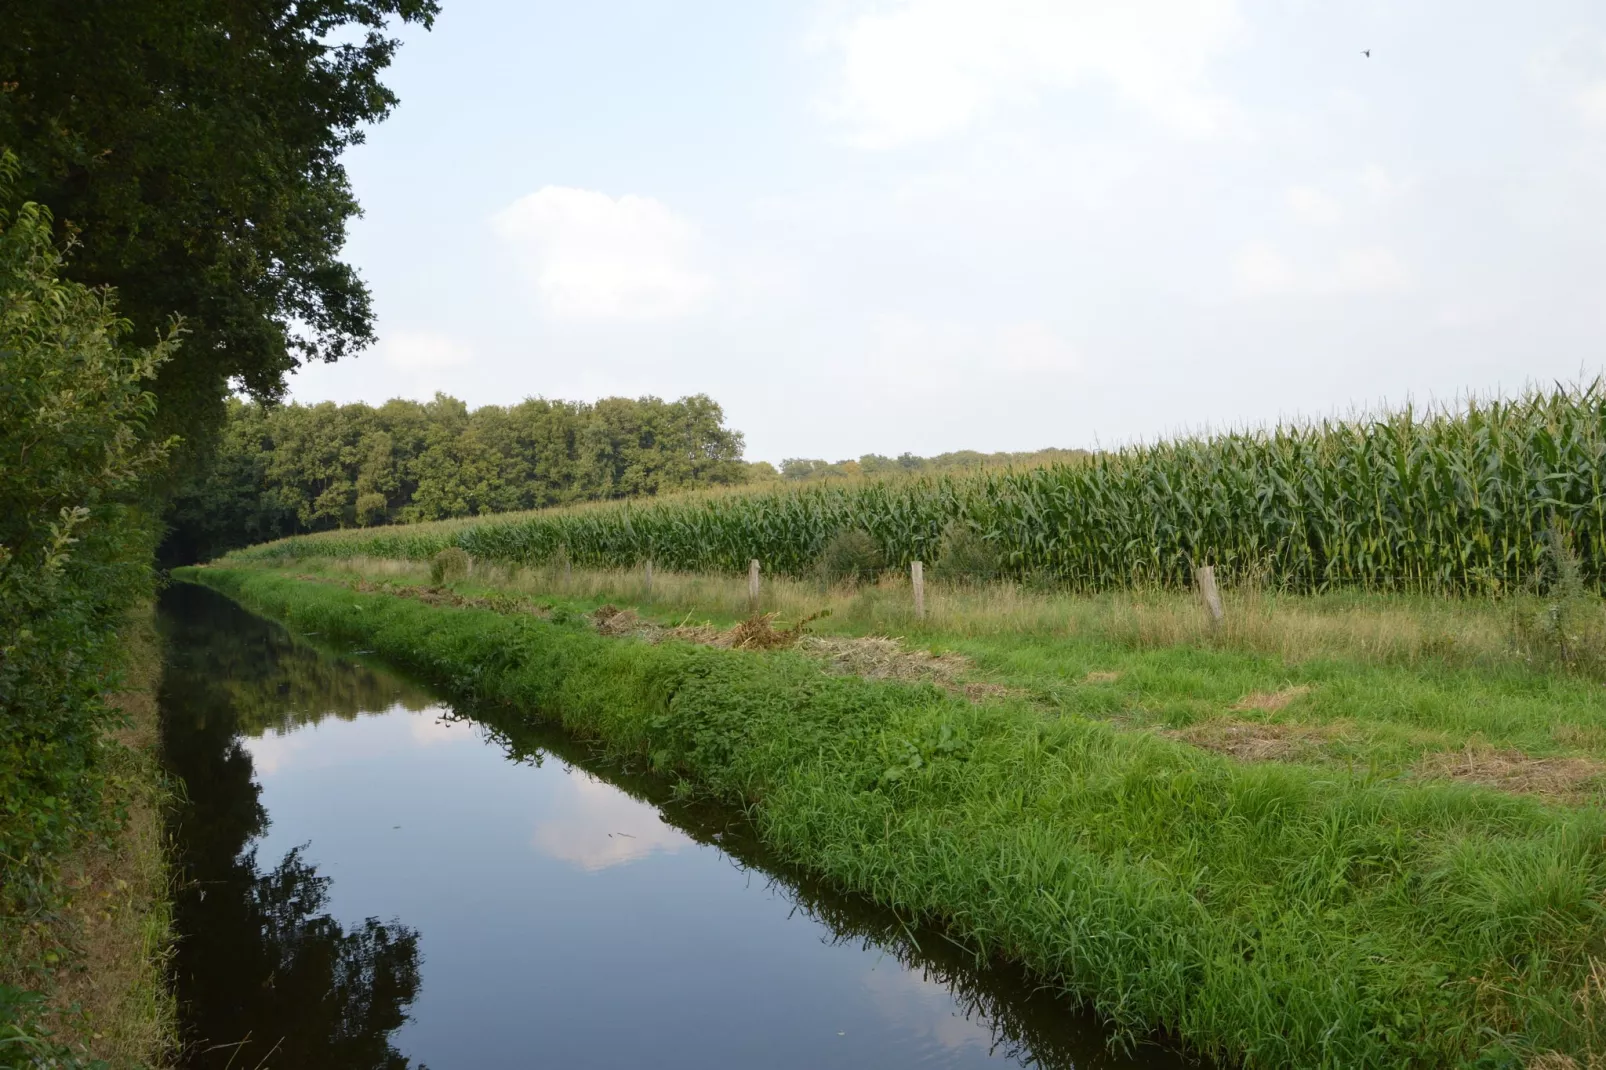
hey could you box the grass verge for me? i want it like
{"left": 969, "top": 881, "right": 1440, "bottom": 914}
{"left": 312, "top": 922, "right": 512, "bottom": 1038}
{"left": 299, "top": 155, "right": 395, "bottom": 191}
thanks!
{"left": 0, "top": 607, "right": 176, "bottom": 1069}
{"left": 182, "top": 564, "right": 1606, "bottom": 1069}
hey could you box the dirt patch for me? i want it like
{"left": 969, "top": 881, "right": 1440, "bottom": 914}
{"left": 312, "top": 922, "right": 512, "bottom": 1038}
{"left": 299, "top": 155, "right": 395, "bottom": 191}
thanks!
{"left": 1170, "top": 718, "right": 1336, "bottom": 761}
{"left": 1416, "top": 745, "right": 1606, "bottom": 801}
{"left": 1082, "top": 670, "right": 1123, "bottom": 684}
{"left": 586, "top": 603, "right": 1014, "bottom": 701}
{"left": 794, "top": 635, "right": 1015, "bottom": 702}
{"left": 1232, "top": 685, "right": 1312, "bottom": 712}
{"left": 591, "top": 606, "right": 825, "bottom": 650}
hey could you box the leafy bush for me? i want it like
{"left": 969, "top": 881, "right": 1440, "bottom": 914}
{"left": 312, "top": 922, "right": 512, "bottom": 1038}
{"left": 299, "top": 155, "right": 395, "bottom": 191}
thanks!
{"left": 816, "top": 529, "right": 884, "bottom": 588}
{"left": 430, "top": 546, "right": 472, "bottom": 586}
{"left": 1514, "top": 520, "right": 1606, "bottom": 674}
{"left": 932, "top": 522, "right": 1003, "bottom": 584}
{"left": 0, "top": 159, "right": 174, "bottom": 970}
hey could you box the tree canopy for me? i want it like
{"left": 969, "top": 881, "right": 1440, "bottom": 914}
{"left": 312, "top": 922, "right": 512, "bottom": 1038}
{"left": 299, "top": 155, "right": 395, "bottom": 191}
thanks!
{"left": 163, "top": 392, "right": 753, "bottom": 562}
{"left": 0, "top": 0, "right": 437, "bottom": 442}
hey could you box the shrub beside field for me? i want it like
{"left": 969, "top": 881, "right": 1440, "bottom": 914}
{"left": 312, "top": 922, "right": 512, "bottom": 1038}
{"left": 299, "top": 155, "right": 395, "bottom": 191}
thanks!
{"left": 228, "top": 384, "right": 1606, "bottom": 595}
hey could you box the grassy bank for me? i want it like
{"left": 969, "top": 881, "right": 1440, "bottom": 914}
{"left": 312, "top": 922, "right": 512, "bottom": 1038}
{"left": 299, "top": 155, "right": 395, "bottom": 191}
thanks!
{"left": 0, "top": 608, "right": 175, "bottom": 1069}
{"left": 182, "top": 563, "right": 1606, "bottom": 1068}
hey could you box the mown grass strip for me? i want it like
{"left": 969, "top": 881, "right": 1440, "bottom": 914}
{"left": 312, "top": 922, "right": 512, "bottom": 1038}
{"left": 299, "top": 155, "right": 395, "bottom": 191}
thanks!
{"left": 180, "top": 566, "right": 1606, "bottom": 1069}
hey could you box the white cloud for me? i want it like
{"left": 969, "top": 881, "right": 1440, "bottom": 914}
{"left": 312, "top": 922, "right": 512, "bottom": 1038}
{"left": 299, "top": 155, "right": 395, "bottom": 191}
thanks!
{"left": 1234, "top": 243, "right": 1410, "bottom": 297}
{"left": 380, "top": 330, "right": 473, "bottom": 370}
{"left": 1359, "top": 164, "right": 1402, "bottom": 200}
{"left": 366, "top": 330, "right": 474, "bottom": 401}
{"left": 858, "top": 315, "right": 1079, "bottom": 393}
{"left": 1285, "top": 186, "right": 1342, "bottom": 226}
{"left": 820, "top": 0, "right": 1245, "bottom": 148}
{"left": 1330, "top": 247, "right": 1412, "bottom": 293}
{"left": 1576, "top": 82, "right": 1606, "bottom": 128}
{"left": 1233, "top": 242, "right": 1297, "bottom": 296}
{"left": 493, "top": 187, "right": 713, "bottom": 320}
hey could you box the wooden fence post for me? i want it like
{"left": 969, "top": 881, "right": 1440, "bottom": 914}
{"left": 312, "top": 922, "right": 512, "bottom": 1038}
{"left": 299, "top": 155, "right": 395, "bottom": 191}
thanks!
{"left": 645, "top": 558, "right": 654, "bottom": 597}
{"left": 911, "top": 560, "right": 925, "bottom": 620}
{"left": 748, "top": 559, "right": 761, "bottom": 613}
{"left": 1194, "top": 565, "right": 1224, "bottom": 627}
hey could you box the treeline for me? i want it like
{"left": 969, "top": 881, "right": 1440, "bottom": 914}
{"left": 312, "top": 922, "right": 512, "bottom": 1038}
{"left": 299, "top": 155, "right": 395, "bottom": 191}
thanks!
{"left": 237, "top": 383, "right": 1606, "bottom": 596}
{"left": 162, "top": 393, "right": 751, "bottom": 564}
{"left": 776, "top": 449, "right": 1087, "bottom": 482}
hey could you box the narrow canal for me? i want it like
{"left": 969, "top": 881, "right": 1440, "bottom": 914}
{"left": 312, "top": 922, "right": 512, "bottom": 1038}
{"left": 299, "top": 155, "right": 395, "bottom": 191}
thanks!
{"left": 158, "top": 582, "right": 1188, "bottom": 1069}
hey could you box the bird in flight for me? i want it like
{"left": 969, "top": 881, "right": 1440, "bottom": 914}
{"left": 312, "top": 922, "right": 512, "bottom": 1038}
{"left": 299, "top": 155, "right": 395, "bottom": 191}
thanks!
{"left": 1362, "top": 49, "right": 1371, "bottom": 57}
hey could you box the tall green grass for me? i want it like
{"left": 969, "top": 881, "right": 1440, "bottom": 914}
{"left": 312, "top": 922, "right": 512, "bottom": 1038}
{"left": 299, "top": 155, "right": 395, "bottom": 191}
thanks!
{"left": 183, "top": 566, "right": 1606, "bottom": 1068}
{"left": 229, "top": 383, "right": 1606, "bottom": 594}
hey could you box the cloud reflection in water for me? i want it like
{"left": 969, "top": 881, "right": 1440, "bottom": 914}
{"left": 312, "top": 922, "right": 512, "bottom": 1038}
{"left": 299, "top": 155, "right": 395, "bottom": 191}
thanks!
{"left": 530, "top": 770, "right": 693, "bottom": 871}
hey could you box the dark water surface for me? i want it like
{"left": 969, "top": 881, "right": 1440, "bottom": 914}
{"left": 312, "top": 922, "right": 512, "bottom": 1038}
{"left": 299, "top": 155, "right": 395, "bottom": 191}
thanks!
{"left": 160, "top": 583, "right": 1189, "bottom": 1070}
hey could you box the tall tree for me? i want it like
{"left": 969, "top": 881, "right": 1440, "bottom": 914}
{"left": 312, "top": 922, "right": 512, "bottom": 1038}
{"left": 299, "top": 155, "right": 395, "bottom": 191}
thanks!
{"left": 0, "top": 0, "right": 438, "bottom": 442}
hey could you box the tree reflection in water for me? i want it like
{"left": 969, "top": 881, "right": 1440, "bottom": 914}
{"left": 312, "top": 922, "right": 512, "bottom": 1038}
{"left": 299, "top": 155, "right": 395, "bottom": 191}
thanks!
{"left": 159, "top": 583, "right": 425, "bottom": 1070}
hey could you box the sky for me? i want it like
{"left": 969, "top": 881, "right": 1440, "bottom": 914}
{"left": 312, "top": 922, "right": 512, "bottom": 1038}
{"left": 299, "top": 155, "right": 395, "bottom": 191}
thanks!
{"left": 287, "top": 0, "right": 1606, "bottom": 463}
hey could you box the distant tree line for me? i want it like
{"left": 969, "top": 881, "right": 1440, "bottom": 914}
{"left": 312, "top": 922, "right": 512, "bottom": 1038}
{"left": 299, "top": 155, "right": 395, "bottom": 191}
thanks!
{"left": 774, "top": 448, "right": 1088, "bottom": 482}
{"left": 162, "top": 393, "right": 752, "bottom": 563}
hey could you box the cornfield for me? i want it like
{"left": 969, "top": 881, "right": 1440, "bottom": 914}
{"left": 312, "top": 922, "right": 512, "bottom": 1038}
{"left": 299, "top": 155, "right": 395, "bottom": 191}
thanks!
{"left": 231, "top": 382, "right": 1606, "bottom": 594}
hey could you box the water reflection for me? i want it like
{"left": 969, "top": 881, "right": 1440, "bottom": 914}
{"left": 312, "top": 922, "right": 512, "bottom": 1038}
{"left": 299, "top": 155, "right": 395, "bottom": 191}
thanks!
{"left": 159, "top": 584, "right": 426, "bottom": 1069}
{"left": 465, "top": 713, "right": 1188, "bottom": 1070}
{"left": 530, "top": 770, "right": 695, "bottom": 871}
{"left": 160, "top": 581, "right": 1190, "bottom": 1070}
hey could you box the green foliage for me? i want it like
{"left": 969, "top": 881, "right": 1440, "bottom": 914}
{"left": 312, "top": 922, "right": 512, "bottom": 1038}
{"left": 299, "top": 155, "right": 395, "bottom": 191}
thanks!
{"left": 163, "top": 392, "right": 750, "bottom": 563}
{"left": 186, "top": 565, "right": 1606, "bottom": 1068}
{"left": 0, "top": 0, "right": 438, "bottom": 445}
{"left": 1514, "top": 520, "right": 1606, "bottom": 673}
{"left": 0, "top": 171, "right": 173, "bottom": 1033}
{"left": 0, "top": 984, "right": 106, "bottom": 1069}
{"left": 429, "top": 547, "right": 471, "bottom": 586}
{"left": 815, "top": 529, "right": 885, "bottom": 588}
{"left": 931, "top": 521, "right": 1003, "bottom": 584}
{"left": 236, "top": 383, "right": 1606, "bottom": 596}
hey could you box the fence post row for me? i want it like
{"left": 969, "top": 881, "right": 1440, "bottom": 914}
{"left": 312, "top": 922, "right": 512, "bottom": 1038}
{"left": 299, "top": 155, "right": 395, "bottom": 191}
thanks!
{"left": 748, "top": 559, "right": 761, "bottom": 613}
{"left": 911, "top": 560, "right": 925, "bottom": 620}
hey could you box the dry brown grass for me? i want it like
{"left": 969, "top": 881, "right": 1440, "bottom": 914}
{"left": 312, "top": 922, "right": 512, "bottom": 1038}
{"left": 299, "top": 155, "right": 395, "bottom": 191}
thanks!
{"left": 1169, "top": 719, "right": 1342, "bottom": 762}
{"left": 1082, "top": 670, "right": 1123, "bottom": 684}
{"left": 1529, "top": 1055, "right": 1602, "bottom": 1070}
{"left": 1553, "top": 723, "right": 1606, "bottom": 749}
{"left": 2, "top": 608, "right": 176, "bottom": 1068}
{"left": 588, "top": 603, "right": 1013, "bottom": 701}
{"left": 1415, "top": 744, "right": 1606, "bottom": 801}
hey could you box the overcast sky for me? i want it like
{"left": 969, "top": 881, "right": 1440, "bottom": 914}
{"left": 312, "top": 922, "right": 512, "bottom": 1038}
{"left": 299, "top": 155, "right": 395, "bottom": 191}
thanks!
{"left": 288, "top": 0, "right": 1606, "bottom": 462}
